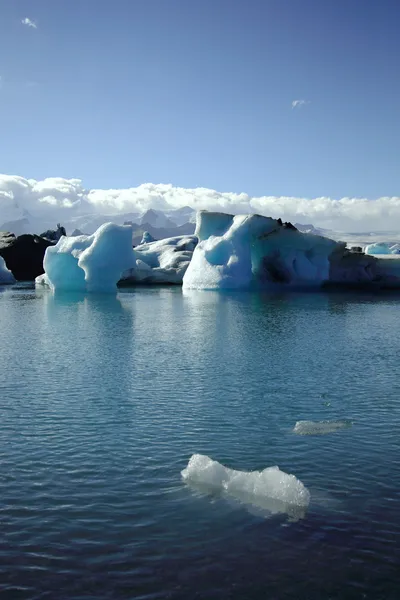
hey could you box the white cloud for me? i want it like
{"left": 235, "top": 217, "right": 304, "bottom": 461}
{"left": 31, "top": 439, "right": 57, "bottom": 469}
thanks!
{"left": 291, "top": 99, "right": 310, "bottom": 109}
{"left": 0, "top": 174, "right": 400, "bottom": 233}
{"left": 21, "top": 17, "right": 37, "bottom": 29}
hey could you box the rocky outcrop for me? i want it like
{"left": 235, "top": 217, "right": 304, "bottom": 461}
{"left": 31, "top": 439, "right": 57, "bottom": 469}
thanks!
{"left": 40, "top": 224, "right": 67, "bottom": 242}
{"left": 0, "top": 232, "right": 55, "bottom": 281}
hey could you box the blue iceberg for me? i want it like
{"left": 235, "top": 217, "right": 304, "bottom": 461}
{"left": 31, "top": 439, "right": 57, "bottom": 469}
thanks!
{"left": 0, "top": 256, "right": 15, "bottom": 285}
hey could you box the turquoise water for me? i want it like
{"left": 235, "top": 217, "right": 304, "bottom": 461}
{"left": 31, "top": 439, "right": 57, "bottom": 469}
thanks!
{"left": 1, "top": 284, "right": 400, "bottom": 599}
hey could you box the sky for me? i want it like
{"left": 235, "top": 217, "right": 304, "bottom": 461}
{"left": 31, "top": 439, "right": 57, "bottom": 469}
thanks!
{"left": 0, "top": 0, "right": 399, "bottom": 230}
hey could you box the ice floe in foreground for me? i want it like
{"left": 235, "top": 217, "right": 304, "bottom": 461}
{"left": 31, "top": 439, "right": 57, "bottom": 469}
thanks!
{"left": 293, "top": 420, "right": 353, "bottom": 435}
{"left": 181, "top": 454, "right": 310, "bottom": 519}
{"left": 0, "top": 256, "right": 15, "bottom": 284}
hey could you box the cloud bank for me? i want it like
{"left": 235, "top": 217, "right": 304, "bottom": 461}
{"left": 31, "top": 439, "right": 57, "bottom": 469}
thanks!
{"left": 1, "top": 174, "right": 400, "bottom": 233}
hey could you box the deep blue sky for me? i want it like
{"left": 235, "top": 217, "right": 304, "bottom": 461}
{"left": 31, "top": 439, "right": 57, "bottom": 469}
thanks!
{"left": 0, "top": 0, "right": 399, "bottom": 198}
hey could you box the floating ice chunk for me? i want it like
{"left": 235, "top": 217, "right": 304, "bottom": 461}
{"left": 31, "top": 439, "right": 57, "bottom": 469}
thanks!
{"left": 184, "top": 211, "right": 400, "bottom": 290}
{"left": 0, "top": 256, "right": 15, "bottom": 284}
{"left": 365, "top": 242, "right": 392, "bottom": 255}
{"left": 38, "top": 228, "right": 197, "bottom": 290}
{"left": 183, "top": 211, "right": 338, "bottom": 290}
{"left": 139, "top": 231, "right": 156, "bottom": 245}
{"left": 293, "top": 420, "right": 352, "bottom": 435}
{"left": 181, "top": 454, "right": 310, "bottom": 518}
{"left": 39, "top": 223, "right": 135, "bottom": 293}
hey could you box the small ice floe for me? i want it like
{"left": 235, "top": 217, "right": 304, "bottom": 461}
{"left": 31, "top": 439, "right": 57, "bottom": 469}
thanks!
{"left": 293, "top": 419, "right": 352, "bottom": 436}
{"left": 181, "top": 454, "right": 310, "bottom": 520}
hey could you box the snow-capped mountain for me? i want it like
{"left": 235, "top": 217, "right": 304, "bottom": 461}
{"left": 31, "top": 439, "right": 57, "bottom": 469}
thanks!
{"left": 295, "top": 223, "right": 333, "bottom": 237}
{"left": 138, "top": 209, "right": 177, "bottom": 229}
{"left": 0, "top": 204, "right": 198, "bottom": 238}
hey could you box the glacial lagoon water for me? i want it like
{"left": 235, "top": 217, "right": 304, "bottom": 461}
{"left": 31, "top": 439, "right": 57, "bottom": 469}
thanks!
{"left": 0, "top": 284, "right": 400, "bottom": 599}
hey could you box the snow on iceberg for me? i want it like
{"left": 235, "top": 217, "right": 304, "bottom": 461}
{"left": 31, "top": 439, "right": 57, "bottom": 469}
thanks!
{"left": 181, "top": 454, "right": 310, "bottom": 518}
{"left": 37, "top": 223, "right": 135, "bottom": 292}
{"left": 0, "top": 256, "right": 15, "bottom": 284}
{"left": 293, "top": 420, "right": 353, "bottom": 435}
{"left": 121, "top": 235, "right": 197, "bottom": 284}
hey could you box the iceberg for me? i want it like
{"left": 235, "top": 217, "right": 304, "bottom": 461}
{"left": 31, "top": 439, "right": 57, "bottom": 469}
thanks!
{"left": 293, "top": 420, "right": 353, "bottom": 435}
{"left": 183, "top": 211, "right": 400, "bottom": 290}
{"left": 139, "top": 231, "right": 156, "bottom": 245}
{"left": 365, "top": 242, "right": 400, "bottom": 255}
{"left": 184, "top": 212, "right": 338, "bottom": 290}
{"left": 121, "top": 235, "right": 197, "bottom": 285}
{"left": 37, "top": 223, "right": 135, "bottom": 293}
{"left": 0, "top": 256, "right": 15, "bottom": 284}
{"left": 181, "top": 454, "right": 310, "bottom": 518}
{"left": 36, "top": 225, "right": 197, "bottom": 291}
{"left": 35, "top": 211, "right": 400, "bottom": 292}
{"left": 365, "top": 243, "right": 392, "bottom": 255}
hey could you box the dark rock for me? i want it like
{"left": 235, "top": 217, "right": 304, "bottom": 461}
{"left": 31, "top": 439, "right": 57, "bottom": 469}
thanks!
{"left": 40, "top": 223, "right": 66, "bottom": 242}
{"left": 283, "top": 222, "right": 297, "bottom": 231}
{"left": 0, "top": 232, "right": 55, "bottom": 281}
{"left": 277, "top": 218, "right": 283, "bottom": 226}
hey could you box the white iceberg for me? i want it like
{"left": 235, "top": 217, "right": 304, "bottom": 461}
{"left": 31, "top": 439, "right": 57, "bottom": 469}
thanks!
{"left": 37, "top": 223, "right": 135, "bottom": 293}
{"left": 121, "top": 235, "right": 197, "bottom": 285}
{"left": 0, "top": 256, "right": 15, "bottom": 284}
{"left": 181, "top": 454, "right": 310, "bottom": 518}
{"left": 293, "top": 419, "right": 353, "bottom": 435}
